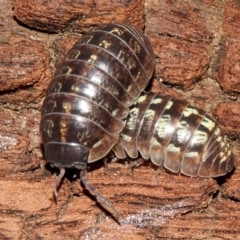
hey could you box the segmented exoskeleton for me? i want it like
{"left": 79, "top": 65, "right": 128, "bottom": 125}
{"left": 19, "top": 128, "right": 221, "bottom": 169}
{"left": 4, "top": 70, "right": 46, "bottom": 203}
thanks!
{"left": 113, "top": 92, "right": 235, "bottom": 177}
{"left": 40, "top": 23, "right": 155, "bottom": 223}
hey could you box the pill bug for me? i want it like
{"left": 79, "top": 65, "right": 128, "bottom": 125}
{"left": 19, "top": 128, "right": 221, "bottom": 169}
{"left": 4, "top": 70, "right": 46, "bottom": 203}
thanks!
{"left": 112, "top": 92, "right": 235, "bottom": 177}
{"left": 40, "top": 23, "right": 155, "bottom": 223}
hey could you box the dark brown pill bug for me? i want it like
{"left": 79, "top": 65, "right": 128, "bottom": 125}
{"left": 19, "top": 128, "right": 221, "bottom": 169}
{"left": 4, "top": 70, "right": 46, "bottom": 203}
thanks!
{"left": 40, "top": 23, "right": 155, "bottom": 223}
{"left": 113, "top": 92, "right": 235, "bottom": 177}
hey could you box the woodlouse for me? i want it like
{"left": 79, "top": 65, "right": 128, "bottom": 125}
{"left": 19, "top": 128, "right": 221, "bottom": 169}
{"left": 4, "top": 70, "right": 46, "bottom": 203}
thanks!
{"left": 40, "top": 23, "right": 155, "bottom": 222}
{"left": 113, "top": 92, "right": 235, "bottom": 177}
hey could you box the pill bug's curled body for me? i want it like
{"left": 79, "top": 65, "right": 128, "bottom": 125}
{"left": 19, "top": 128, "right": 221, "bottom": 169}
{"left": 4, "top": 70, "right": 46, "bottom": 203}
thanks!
{"left": 40, "top": 23, "right": 155, "bottom": 223}
{"left": 113, "top": 92, "right": 235, "bottom": 177}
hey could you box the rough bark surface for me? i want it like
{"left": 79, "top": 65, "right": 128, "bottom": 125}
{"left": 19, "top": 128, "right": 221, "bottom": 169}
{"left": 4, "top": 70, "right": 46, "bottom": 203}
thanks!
{"left": 1, "top": 0, "right": 240, "bottom": 239}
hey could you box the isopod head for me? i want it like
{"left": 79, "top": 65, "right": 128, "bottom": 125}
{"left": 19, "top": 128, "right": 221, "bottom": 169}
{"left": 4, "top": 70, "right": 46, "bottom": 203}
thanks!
{"left": 45, "top": 142, "right": 89, "bottom": 169}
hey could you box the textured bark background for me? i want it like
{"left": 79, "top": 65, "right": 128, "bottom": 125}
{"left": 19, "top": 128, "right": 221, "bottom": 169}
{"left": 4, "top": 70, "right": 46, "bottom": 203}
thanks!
{"left": 1, "top": 0, "right": 240, "bottom": 239}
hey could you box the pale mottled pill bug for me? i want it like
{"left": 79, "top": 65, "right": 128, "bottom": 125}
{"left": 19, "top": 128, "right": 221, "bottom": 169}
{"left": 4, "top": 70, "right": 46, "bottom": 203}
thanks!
{"left": 40, "top": 23, "right": 155, "bottom": 223}
{"left": 113, "top": 92, "right": 235, "bottom": 177}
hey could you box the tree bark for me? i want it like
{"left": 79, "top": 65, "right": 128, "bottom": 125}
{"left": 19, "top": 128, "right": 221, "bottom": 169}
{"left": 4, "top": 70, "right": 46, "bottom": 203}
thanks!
{"left": 1, "top": 0, "right": 240, "bottom": 239}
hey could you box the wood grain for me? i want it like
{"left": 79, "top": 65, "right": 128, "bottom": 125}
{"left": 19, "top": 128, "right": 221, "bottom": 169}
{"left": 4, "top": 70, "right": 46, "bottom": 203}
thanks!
{"left": 1, "top": 0, "right": 240, "bottom": 239}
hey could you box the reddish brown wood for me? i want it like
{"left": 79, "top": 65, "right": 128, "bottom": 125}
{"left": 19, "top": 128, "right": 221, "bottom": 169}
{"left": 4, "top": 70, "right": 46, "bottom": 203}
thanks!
{"left": 145, "top": 0, "right": 215, "bottom": 89}
{"left": 216, "top": 40, "right": 240, "bottom": 95}
{"left": 213, "top": 102, "right": 240, "bottom": 140}
{"left": 1, "top": 0, "right": 240, "bottom": 239}
{"left": 13, "top": 0, "right": 145, "bottom": 32}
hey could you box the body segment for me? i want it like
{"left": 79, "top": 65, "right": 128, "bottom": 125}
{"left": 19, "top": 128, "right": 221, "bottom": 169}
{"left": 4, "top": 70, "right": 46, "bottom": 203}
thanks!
{"left": 113, "top": 92, "right": 235, "bottom": 177}
{"left": 40, "top": 23, "right": 155, "bottom": 223}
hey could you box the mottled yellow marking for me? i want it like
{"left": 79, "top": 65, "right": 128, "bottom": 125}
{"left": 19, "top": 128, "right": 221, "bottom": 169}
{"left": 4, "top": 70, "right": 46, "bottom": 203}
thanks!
{"left": 201, "top": 116, "right": 215, "bottom": 131}
{"left": 220, "top": 141, "right": 226, "bottom": 148}
{"left": 49, "top": 100, "right": 57, "bottom": 112}
{"left": 155, "top": 115, "right": 173, "bottom": 138}
{"left": 55, "top": 82, "right": 62, "bottom": 92}
{"left": 165, "top": 100, "right": 173, "bottom": 109}
{"left": 66, "top": 66, "right": 73, "bottom": 74}
{"left": 220, "top": 155, "right": 227, "bottom": 163}
{"left": 127, "top": 85, "right": 135, "bottom": 93}
{"left": 184, "top": 151, "right": 199, "bottom": 158}
{"left": 93, "top": 140, "right": 103, "bottom": 148}
{"left": 122, "top": 134, "right": 132, "bottom": 142}
{"left": 112, "top": 108, "right": 119, "bottom": 117}
{"left": 71, "top": 84, "right": 80, "bottom": 92}
{"left": 167, "top": 144, "right": 180, "bottom": 153}
{"left": 99, "top": 40, "right": 111, "bottom": 48}
{"left": 60, "top": 119, "right": 67, "bottom": 142}
{"left": 142, "top": 110, "right": 155, "bottom": 130}
{"left": 145, "top": 109, "right": 155, "bottom": 119}
{"left": 191, "top": 130, "right": 208, "bottom": 145}
{"left": 214, "top": 127, "right": 220, "bottom": 136}
{"left": 151, "top": 98, "right": 163, "bottom": 104}
{"left": 151, "top": 137, "right": 158, "bottom": 145}
{"left": 110, "top": 27, "right": 123, "bottom": 36}
{"left": 117, "top": 50, "right": 124, "bottom": 61}
{"left": 84, "top": 85, "right": 97, "bottom": 98}
{"left": 219, "top": 152, "right": 224, "bottom": 157}
{"left": 102, "top": 101, "right": 109, "bottom": 110}
{"left": 216, "top": 136, "right": 223, "bottom": 142}
{"left": 135, "top": 71, "right": 141, "bottom": 81}
{"left": 129, "top": 107, "right": 139, "bottom": 115}
{"left": 126, "top": 108, "right": 139, "bottom": 130}
{"left": 130, "top": 40, "right": 141, "bottom": 53}
{"left": 111, "top": 88, "right": 119, "bottom": 95}
{"left": 227, "top": 150, "right": 231, "bottom": 156}
{"left": 87, "top": 54, "right": 98, "bottom": 63}
{"left": 84, "top": 35, "right": 93, "bottom": 44}
{"left": 150, "top": 138, "right": 163, "bottom": 152}
{"left": 74, "top": 50, "right": 81, "bottom": 59}
{"left": 126, "top": 57, "right": 136, "bottom": 70}
{"left": 46, "top": 120, "right": 54, "bottom": 137}
{"left": 137, "top": 95, "right": 147, "bottom": 103}
{"left": 175, "top": 121, "right": 191, "bottom": 142}
{"left": 62, "top": 101, "right": 71, "bottom": 113}
{"left": 182, "top": 107, "right": 199, "bottom": 117}
{"left": 79, "top": 129, "right": 91, "bottom": 144}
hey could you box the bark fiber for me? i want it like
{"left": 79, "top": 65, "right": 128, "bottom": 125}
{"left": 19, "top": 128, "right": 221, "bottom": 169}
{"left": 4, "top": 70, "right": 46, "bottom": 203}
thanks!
{"left": 1, "top": 0, "right": 240, "bottom": 239}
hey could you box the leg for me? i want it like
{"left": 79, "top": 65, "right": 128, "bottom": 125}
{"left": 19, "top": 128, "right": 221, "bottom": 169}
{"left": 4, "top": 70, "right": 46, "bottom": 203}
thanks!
{"left": 103, "top": 152, "right": 125, "bottom": 170}
{"left": 155, "top": 165, "right": 163, "bottom": 176}
{"left": 102, "top": 151, "right": 116, "bottom": 169}
{"left": 150, "top": 165, "right": 164, "bottom": 182}
{"left": 125, "top": 158, "right": 146, "bottom": 169}
{"left": 80, "top": 169, "right": 123, "bottom": 225}
{"left": 52, "top": 168, "right": 65, "bottom": 199}
{"left": 103, "top": 157, "right": 109, "bottom": 169}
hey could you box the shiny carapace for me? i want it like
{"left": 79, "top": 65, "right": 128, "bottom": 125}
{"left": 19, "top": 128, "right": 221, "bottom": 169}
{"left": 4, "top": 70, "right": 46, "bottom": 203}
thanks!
{"left": 40, "top": 23, "right": 155, "bottom": 223}
{"left": 113, "top": 92, "right": 235, "bottom": 177}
